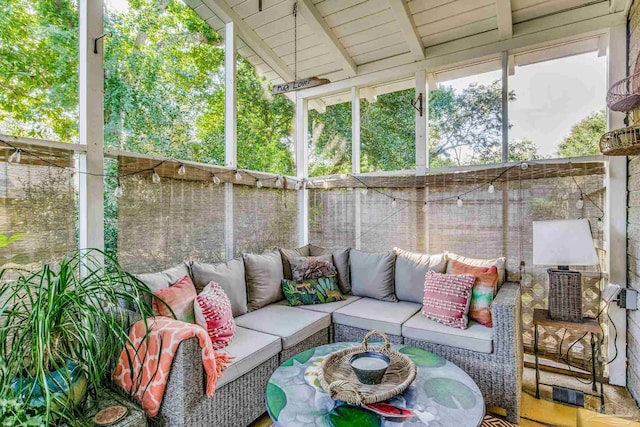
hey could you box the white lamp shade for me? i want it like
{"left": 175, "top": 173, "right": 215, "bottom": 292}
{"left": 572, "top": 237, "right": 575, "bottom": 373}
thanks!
{"left": 532, "top": 219, "right": 598, "bottom": 266}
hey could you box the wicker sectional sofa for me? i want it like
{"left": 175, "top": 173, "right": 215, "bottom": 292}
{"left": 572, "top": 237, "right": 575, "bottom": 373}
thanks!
{"left": 132, "top": 247, "right": 522, "bottom": 426}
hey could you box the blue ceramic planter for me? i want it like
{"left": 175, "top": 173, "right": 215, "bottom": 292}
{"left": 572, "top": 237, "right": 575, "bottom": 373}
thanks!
{"left": 11, "top": 360, "right": 88, "bottom": 408}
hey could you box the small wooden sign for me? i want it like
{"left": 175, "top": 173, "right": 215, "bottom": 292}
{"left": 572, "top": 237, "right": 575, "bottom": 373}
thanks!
{"left": 272, "top": 77, "right": 330, "bottom": 94}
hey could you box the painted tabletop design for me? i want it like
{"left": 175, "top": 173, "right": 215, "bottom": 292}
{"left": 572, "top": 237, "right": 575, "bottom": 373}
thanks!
{"left": 266, "top": 342, "right": 485, "bottom": 427}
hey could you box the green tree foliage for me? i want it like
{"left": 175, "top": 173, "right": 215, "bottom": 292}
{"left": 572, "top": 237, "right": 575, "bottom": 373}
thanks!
{"left": 308, "top": 103, "right": 352, "bottom": 177}
{"left": 557, "top": 110, "right": 605, "bottom": 158}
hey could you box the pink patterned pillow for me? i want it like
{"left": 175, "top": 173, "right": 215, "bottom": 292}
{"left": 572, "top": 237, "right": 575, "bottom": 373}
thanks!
{"left": 422, "top": 270, "right": 475, "bottom": 329}
{"left": 194, "top": 281, "right": 236, "bottom": 350}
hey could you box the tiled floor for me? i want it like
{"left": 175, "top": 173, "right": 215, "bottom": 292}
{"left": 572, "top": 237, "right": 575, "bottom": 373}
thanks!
{"left": 251, "top": 367, "right": 640, "bottom": 426}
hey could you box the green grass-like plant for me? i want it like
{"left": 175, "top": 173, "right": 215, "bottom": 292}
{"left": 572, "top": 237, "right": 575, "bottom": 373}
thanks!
{"left": 0, "top": 249, "right": 158, "bottom": 425}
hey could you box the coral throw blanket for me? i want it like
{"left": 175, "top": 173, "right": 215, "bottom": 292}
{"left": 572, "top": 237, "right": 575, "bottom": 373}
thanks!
{"left": 113, "top": 317, "right": 231, "bottom": 417}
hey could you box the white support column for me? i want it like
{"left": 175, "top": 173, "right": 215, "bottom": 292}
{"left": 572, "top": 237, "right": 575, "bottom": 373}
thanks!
{"left": 296, "top": 97, "right": 309, "bottom": 246}
{"left": 501, "top": 51, "right": 509, "bottom": 163}
{"left": 415, "top": 70, "right": 427, "bottom": 175}
{"left": 606, "top": 24, "right": 627, "bottom": 387}
{"left": 78, "top": 0, "right": 104, "bottom": 253}
{"left": 224, "top": 22, "right": 237, "bottom": 259}
{"left": 352, "top": 87, "right": 361, "bottom": 174}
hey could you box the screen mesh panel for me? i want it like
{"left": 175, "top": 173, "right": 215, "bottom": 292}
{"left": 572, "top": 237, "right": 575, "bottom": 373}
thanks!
{"left": 0, "top": 147, "right": 76, "bottom": 270}
{"left": 309, "top": 162, "right": 606, "bottom": 368}
{"left": 233, "top": 186, "right": 298, "bottom": 256}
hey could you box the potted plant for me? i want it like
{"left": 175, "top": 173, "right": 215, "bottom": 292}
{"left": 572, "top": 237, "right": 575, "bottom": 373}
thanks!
{"left": 0, "top": 249, "right": 156, "bottom": 426}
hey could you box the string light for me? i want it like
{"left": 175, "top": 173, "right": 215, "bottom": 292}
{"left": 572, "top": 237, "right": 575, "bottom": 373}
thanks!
{"left": 597, "top": 217, "right": 604, "bottom": 231}
{"left": 114, "top": 178, "right": 124, "bottom": 197}
{"left": 256, "top": 179, "right": 263, "bottom": 188}
{"left": 361, "top": 188, "right": 368, "bottom": 195}
{"left": 212, "top": 173, "right": 221, "bottom": 185}
{"left": 322, "top": 180, "right": 329, "bottom": 189}
{"left": 275, "top": 176, "right": 283, "bottom": 187}
{"left": 457, "top": 197, "right": 463, "bottom": 208}
{"left": 576, "top": 195, "right": 584, "bottom": 209}
{"left": 294, "top": 180, "right": 302, "bottom": 190}
{"left": 177, "top": 164, "right": 186, "bottom": 175}
{"left": 488, "top": 183, "right": 495, "bottom": 194}
{"left": 422, "top": 202, "right": 428, "bottom": 213}
{"left": 152, "top": 169, "right": 161, "bottom": 184}
{"left": 391, "top": 199, "right": 397, "bottom": 208}
{"left": 8, "top": 148, "right": 21, "bottom": 163}
{"left": 235, "top": 170, "right": 242, "bottom": 181}
{"left": 340, "top": 173, "right": 348, "bottom": 179}
{"left": 520, "top": 162, "right": 529, "bottom": 170}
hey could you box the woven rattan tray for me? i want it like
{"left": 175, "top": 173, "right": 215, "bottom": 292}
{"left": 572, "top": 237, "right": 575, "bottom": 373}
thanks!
{"left": 318, "top": 330, "right": 417, "bottom": 405}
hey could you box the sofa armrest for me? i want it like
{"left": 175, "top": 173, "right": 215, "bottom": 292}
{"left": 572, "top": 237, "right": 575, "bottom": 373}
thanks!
{"left": 161, "top": 337, "right": 205, "bottom": 417}
{"left": 491, "top": 282, "right": 523, "bottom": 361}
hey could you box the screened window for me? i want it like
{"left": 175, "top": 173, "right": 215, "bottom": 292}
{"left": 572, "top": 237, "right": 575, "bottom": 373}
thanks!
{"left": 0, "top": 0, "right": 79, "bottom": 142}
{"left": 308, "top": 99, "right": 352, "bottom": 177}
{"left": 509, "top": 50, "right": 606, "bottom": 159}
{"left": 360, "top": 86, "right": 415, "bottom": 172}
{"left": 429, "top": 67, "right": 503, "bottom": 167}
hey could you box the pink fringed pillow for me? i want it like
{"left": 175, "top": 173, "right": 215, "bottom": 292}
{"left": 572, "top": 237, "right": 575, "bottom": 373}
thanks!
{"left": 152, "top": 275, "right": 197, "bottom": 323}
{"left": 194, "top": 281, "right": 236, "bottom": 350}
{"left": 422, "top": 270, "right": 475, "bottom": 329}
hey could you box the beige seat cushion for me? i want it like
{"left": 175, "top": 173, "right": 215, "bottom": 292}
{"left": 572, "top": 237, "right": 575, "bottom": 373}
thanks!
{"left": 402, "top": 312, "right": 494, "bottom": 353}
{"left": 332, "top": 298, "right": 421, "bottom": 336}
{"left": 276, "top": 295, "right": 361, "bottom": 313}
{"left": 217, "top": 326, "right": 281, "bottom": 388}
{"left": 235, "top": 304, "right": 331, "bottom": 349}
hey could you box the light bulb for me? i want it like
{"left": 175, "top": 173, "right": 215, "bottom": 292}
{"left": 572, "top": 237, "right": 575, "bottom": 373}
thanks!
{"left": 322, "top": 180, "right": 329, "bottom": 189}
{"left": 256, "top": 179, "right": 263, "bottom": 188}
{"left": 520, "top": 162, "right": 529, "bottom": 170}
{"left": 340, "top": 173, "right": 348, "bottom": 179}
{"left": 391, "top": 199, "right": 397, "bottom": 208}
{"left": 177, "top": 164, "right": 186, "bottom": 175}
{"left": 457, "top": 197, "right": 463, "bottom": 208}
{"left": 576, "top": 196, "right": 584, "bottom": 209}
{"left": 212, "top": 174, "right": 221, "bottom": 185}
{"left": 275, "top": 176, "right": 283, "bottom": 187}
{"left": 294, "top": 180, "right": 301, "bottom": 190}
{"left": 8, "top": 149, "right": 20, "bottom": 163}
{"left": 422, "top": 202, "right": 428, "bottom": 213}
{"left": 114, "top": 180, "right": 124, "bottom": 197}
{"left": 152, "top": 169, "right": 161, "bottom": 184}
{"left": 235, "top": 171, "right": 242, "bottom": 181}
{"left": 597, "top": 218, "right": 604, "bottom": 231}
{"left": 488, "top": 183, "right": 495, "bottom": 194}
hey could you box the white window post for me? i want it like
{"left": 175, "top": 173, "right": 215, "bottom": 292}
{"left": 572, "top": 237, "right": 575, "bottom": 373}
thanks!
{"left": 225, "top": 22, "right": 237, "bottom": 259}
{"left": 415, "top": 70, "right": 427, "bottom": 175}
{"left": 78, "top": 0, "right": 104, "bottom": 253}
{"left": 296, "top": 97, "right": 309, "bottom": 246}
{"left": 352, "top": 87, "right": 361, "bottom": 249}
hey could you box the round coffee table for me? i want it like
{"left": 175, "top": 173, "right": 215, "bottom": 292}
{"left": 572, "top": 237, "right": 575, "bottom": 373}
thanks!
{"left": 266, "top": 342, "right": 485, "bottom": 427}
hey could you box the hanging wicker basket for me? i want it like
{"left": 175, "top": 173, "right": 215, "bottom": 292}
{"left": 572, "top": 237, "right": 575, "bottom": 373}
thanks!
{"left": 607, "top": 72, "right": 640, "bottom": 112}
{"left": 599, "top": 125, "right": 640, "bottom": 156}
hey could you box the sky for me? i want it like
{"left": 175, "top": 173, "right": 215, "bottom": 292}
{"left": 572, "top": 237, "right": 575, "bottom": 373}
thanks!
{"left": 443, "top": 51, "right": 607, "bottom": 158}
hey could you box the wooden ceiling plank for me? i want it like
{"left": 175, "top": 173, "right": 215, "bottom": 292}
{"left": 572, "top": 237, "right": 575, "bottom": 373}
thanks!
{"left": 496, "top": 0, "right": 513, "bottom": 39}
{"left": 201, "top": 0, "right": 295, "bottom": 81}
{"left": 387, "top": 0, "right": 425, "bottom": 60}
{"left": 298, "top": 0, "right": 358, "bottom": 77}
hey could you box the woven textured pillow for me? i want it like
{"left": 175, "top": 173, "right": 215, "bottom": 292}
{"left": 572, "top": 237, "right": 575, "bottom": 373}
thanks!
{"left": 152, "top": 275, "right": 197, "bottom": 323}
{"left": 281, "top": 277, "right": 346, "bottom": 306}
{"left": 194, "top": 282, "right": 236, "bottom": 350}
{"left": 290, "top": 255, "right": 337, "bottom": 283}
{"left": 422, "top": 270, "right": 475, "bottom": 329}
{"left": 450, "top": 259, "right": 499, "bottom": 327}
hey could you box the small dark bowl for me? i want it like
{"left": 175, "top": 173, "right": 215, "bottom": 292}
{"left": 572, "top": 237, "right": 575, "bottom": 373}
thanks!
{"left": 349, "top": 351, "right": 391, "bottom": 385}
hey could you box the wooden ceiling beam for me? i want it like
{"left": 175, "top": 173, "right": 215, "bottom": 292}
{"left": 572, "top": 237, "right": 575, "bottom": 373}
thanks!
{"left": 496, "top": 0, "right": 513, "bottom": 39}
{"left": 297, "top": 0, "right": 357, "bottom": 77}
{"left": 387, "top": 0, "right": 425, "bottom": 60}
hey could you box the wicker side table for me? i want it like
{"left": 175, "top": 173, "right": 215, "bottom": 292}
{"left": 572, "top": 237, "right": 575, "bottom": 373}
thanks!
{"left": 533, "top": 309, "right": 604, "bottom": 412}
{"left": 81, "top": 388, "right": 146, "bottom": 427}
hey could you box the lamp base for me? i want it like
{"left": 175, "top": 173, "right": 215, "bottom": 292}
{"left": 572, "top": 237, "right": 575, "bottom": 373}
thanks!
{"left": 548, "top": 268, "right": 583, "bottom": 323}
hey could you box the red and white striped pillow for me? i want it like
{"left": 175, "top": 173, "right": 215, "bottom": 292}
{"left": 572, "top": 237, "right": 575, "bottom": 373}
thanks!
{"left": 194, "top": 281, "right": 236, "bottom": 350}
{"left": 422, "top": 270, "right": 475, "bottom": 329}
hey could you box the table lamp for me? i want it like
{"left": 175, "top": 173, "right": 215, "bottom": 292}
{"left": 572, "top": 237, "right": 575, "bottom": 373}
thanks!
{"left": 532, "top": 219, "right": 598, "bottom": 323}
